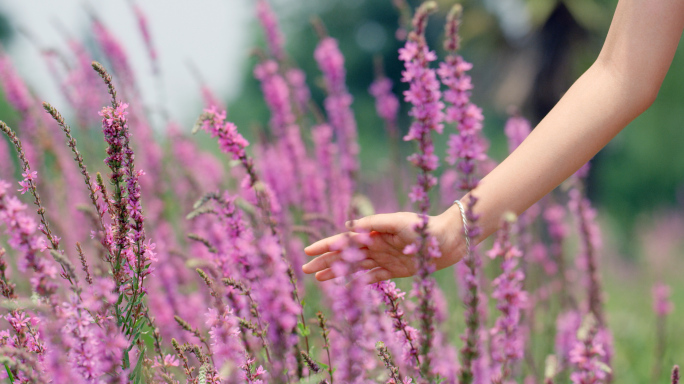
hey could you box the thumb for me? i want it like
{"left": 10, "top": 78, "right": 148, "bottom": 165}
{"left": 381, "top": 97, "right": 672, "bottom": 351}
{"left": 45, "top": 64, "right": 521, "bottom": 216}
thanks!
{"left": 346, "top": 213, "right": 406, "bottom": 234}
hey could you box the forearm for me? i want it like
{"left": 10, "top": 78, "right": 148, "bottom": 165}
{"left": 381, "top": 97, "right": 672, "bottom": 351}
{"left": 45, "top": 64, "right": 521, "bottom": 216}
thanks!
{"left": 441, "top": 0, "right": 684, "bottom": 247}
{"left": 445, "top": 62, "right": 647, "bottom": 242}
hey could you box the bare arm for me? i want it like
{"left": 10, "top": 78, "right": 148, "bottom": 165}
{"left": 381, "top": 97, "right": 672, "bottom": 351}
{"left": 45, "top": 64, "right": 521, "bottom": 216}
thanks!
{"left": 445, "top": 0, "right": 684, "bottom": 246}
{"left": 303, "top": 0, "right": 684, "bottom": 283}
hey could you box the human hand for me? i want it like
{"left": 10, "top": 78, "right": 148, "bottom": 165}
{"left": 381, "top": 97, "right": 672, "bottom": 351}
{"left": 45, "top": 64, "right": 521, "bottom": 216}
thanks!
{"left": 302, "top": 206, "right": 466, "bottom": 284}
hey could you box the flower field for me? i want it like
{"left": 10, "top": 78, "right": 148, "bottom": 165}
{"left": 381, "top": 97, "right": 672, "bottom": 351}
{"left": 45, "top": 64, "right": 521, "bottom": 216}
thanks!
{"left": 0, "top": 1, "right": 680, "bottom": 383}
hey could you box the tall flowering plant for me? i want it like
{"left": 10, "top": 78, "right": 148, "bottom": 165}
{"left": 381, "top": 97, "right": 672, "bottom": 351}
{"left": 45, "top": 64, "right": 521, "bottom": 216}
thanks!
{"left": 397, "top": 2, "right": 445, "bottom": 379}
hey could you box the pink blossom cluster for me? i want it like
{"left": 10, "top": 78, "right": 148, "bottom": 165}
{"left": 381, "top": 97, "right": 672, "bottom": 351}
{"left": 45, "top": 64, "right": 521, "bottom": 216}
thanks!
{"left": 487, "top": 217, "right": 527, "bottom": 382}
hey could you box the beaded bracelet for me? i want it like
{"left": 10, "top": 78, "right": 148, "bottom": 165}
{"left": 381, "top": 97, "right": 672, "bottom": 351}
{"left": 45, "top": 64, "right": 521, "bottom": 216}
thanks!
{"left": 453, "top": 200, "right": 470, "bottom": 256}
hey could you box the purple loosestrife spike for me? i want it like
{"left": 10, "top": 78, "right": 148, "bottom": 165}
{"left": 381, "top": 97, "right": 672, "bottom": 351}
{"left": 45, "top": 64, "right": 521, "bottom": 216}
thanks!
{"left": 61, "top": 278, "right": 128, "bottom": 380}
{"left": 0, "top": 52, "right": 42, "bottom": 169}
{"left": 653, "top": 283, "right": 673, "bottom": 317}
{"left": 0, "top": 122, "right": 62, "bottom": 253}
{"left": 195, "top": 107, "right": 249, "bottom": 161}
{"left": 569, "top": 316, "right": 610, "bottom": 384}
{"left": 253, "top": 59, "right": 308, "bottom": 208}
{"left": 328, "top": 250, "right": 371, "bottom": 383}
{"left": 256, "top": 0, "right": 285, "bottom": 61}
{"left": 256, "top": 234, "right": 301, "bottom": 379}
{"left": 240, "top": 353, "right": 267, "bottom": 384}
{"left": 312, "top": 123, "right": 335, "bottom": 215}
{"left": 0, "top": 135, "right": 10, "bottom": 180}
{"left": 504, "top": 113, "right": 531, "bottom": 154}
{"left": 75, "top": 243, "right": 92, "bottom": 285}
{"left": 254, "top": 60, "right": 295, "bottom": 136}
{"left": 42, "top": 102, "right": 110, "bottom": 247}
{"left": 369, "top": 69, "right": 406, "bottom": 210}
{"left": 92, "top": 61, "right": 118, "bottom": 107}
{"left": 0, "top": 347, "right": 49, "bottom": 382}
{"left": 46, "top": 39, "right": 107, "bottom": 127}
{"left": 92, "top": 18, "right": 134, "bottom": 85}
{"left": 673, "top": 366, "right": 680, "bottom": 384}
{"left": 286, "top": 68, "right": 311, "bottom": 114}
{"left": 301, "top": 351, "right": 321, "bottom": 373}
{"left": 132, "top": 5, "right": 158, "bottom": 73}
{"left": 377, "top": 341, "right": 404, "bottom": 384}
{"left": 544, "top": 204, "right": 570, "bottom": 304}
{"left": 372, "top": 281, "right": 421, "bottom": 369}
{"left": 315, "top": 35, "right": 359, "bottom": 223}
{"left": 444, "top": 4, "right": 463, "bottom": 52}
{"left": 369, "top": 77, "right": 400, "bottom": 134}
{"left": 568, "top": 188, "right": 605, "bottom": 325}
{"left": 653, "top": 282, "right": 674, "bottom": 381}
{"left": 0, "top": 52, "right": 33, "bottom": 114}
{"left": 439, "top": 5, "right": 489, "bottom": 382}
{"left": 195, "top": 107, "right": 310, "bottom": 356}
{"left": 488, "top": 213, "right": 528, "bottom": 383}
{"left": 204, "top": 306, "right": 245, "bottom": 371}
{"left": 317, "top": 311, "right": 334, "bottom": 384}
{"left": 95, "top": 64, "right": 157, "bottom": 376}
{"left": 399, "top": 2, "right": 443, "bottom": 380}
{"left": 555, "top": 310, "right": 582, "bottom": 363}
{"left": 99, "top": 102, "right": 132, "bottom": 284}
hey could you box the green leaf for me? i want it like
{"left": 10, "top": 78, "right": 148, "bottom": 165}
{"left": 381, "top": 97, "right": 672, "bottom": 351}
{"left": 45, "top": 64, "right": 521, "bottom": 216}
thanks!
{"left": 130, "top": 346, "right": 146, "bottom": 384}
{"left": 297, "top": 321, "right": 310, "bottom": 337}
{"left": 122, "top": 348, "right": 131, "bottom": 370}
{"left": 4, "top": 363, "right": 14, "bottom": 383}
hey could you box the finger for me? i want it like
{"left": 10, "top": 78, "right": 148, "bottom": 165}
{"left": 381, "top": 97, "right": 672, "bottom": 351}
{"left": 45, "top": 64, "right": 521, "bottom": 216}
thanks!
{"left": 315, "top": 268, "right": 336, "bottom": 282}
{"left": 358, "top": 258, "right": 379, "bottom": 271}
{"left": 304, "top": 233, "right": 349, "bottom": 256}
{"left": 303, "top": 248, "right": 376, "bottom": 274}
{"left": 364, "top": 267, "right": 392, "bottom": 285}
{"left": 302, "top": 251, "right": 341, "bottom": 274}
{"left": 311, "top": 257, "right": 378, "bottom": 281}
{"left": 346, "top": 213, "right": 405, "bottom": 234}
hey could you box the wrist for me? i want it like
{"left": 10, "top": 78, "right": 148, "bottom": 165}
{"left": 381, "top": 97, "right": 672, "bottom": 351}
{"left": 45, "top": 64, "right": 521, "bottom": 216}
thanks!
{"left": 433, "top": 203, "right": 468, "bottom": 269}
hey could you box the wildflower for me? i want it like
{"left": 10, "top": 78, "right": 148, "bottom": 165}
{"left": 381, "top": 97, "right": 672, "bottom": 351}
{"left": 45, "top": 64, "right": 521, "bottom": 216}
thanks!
{"left": 569, "top": 318, "right": 609, "bottom": 384}
{"left": 653, "top": 283, "right": 673, "bottom": 316}
{"left": 373, "top": 280, "right": 421, "bottom": 367}
{"left": 488, "top": 216, "right": 527, "bottom": 382}
{"left": 92, "top": 18, "right": 134, "bottom": 83}
{"left": 504, "top": 114, "right": 532, "bottom": 153}
{"left": 256, "top": 0, "right": 285, "bottom": 61}
{"left": 369, "top": 77, "right": 400, "bottom": 131}
{"left": 399, "top": 2, "right": 444, "bottom": 379}
{"left": 0, "top": 54, "right": 33, "bottom": 113}
{"left": 197, "top": 107, "right": 249, "bottom": 161}
{"left": 315, "top": 36, "right": 358, "bottom": 223}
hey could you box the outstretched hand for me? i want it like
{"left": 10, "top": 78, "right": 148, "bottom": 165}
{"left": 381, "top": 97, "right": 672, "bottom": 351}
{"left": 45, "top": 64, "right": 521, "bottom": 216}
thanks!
{"left": 302, "top": 207, "right": 466, "bottom": 284}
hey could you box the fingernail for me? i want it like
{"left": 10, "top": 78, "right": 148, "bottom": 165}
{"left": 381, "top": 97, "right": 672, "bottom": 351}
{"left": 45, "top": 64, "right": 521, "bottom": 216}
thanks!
{"left": 344, "top": 221, "right": 351, "bottom": 227}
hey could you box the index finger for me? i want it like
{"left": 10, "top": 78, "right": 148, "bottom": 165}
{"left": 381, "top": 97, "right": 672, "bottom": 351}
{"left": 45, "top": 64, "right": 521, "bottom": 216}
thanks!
{"left": 346, "top": 213, "right": 407, "bottom": 234}
{"left": 304, "top": 232, "right": 349, "bottom": 256}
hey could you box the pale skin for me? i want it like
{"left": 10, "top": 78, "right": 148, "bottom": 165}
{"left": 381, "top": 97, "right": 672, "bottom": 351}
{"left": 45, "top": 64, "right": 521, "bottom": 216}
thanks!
{"left": 303, "top": 0, "right": 684, "bottom": 284}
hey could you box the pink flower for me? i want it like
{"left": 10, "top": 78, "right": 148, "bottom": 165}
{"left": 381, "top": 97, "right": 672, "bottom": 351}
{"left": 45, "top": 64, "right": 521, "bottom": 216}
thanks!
{"left": 653, "top": 282, "right": 674, "bottom": 316}
{"left": 256, "top": 0, "right": 285, "bottom": 60}
{"left": 198, "top": 107, "right": 249, "bottom": 161}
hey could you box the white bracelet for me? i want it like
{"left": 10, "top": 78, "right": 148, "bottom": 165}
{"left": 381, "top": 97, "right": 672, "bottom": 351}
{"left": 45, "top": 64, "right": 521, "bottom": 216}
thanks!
{"left": 453, "top": 200, "right": 470, "bottom": 256}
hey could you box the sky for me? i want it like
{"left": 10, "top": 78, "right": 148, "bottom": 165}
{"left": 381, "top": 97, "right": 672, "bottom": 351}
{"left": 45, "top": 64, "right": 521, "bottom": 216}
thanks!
{"left": 0, "top": 0, "right": 253, "bottom": 127}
